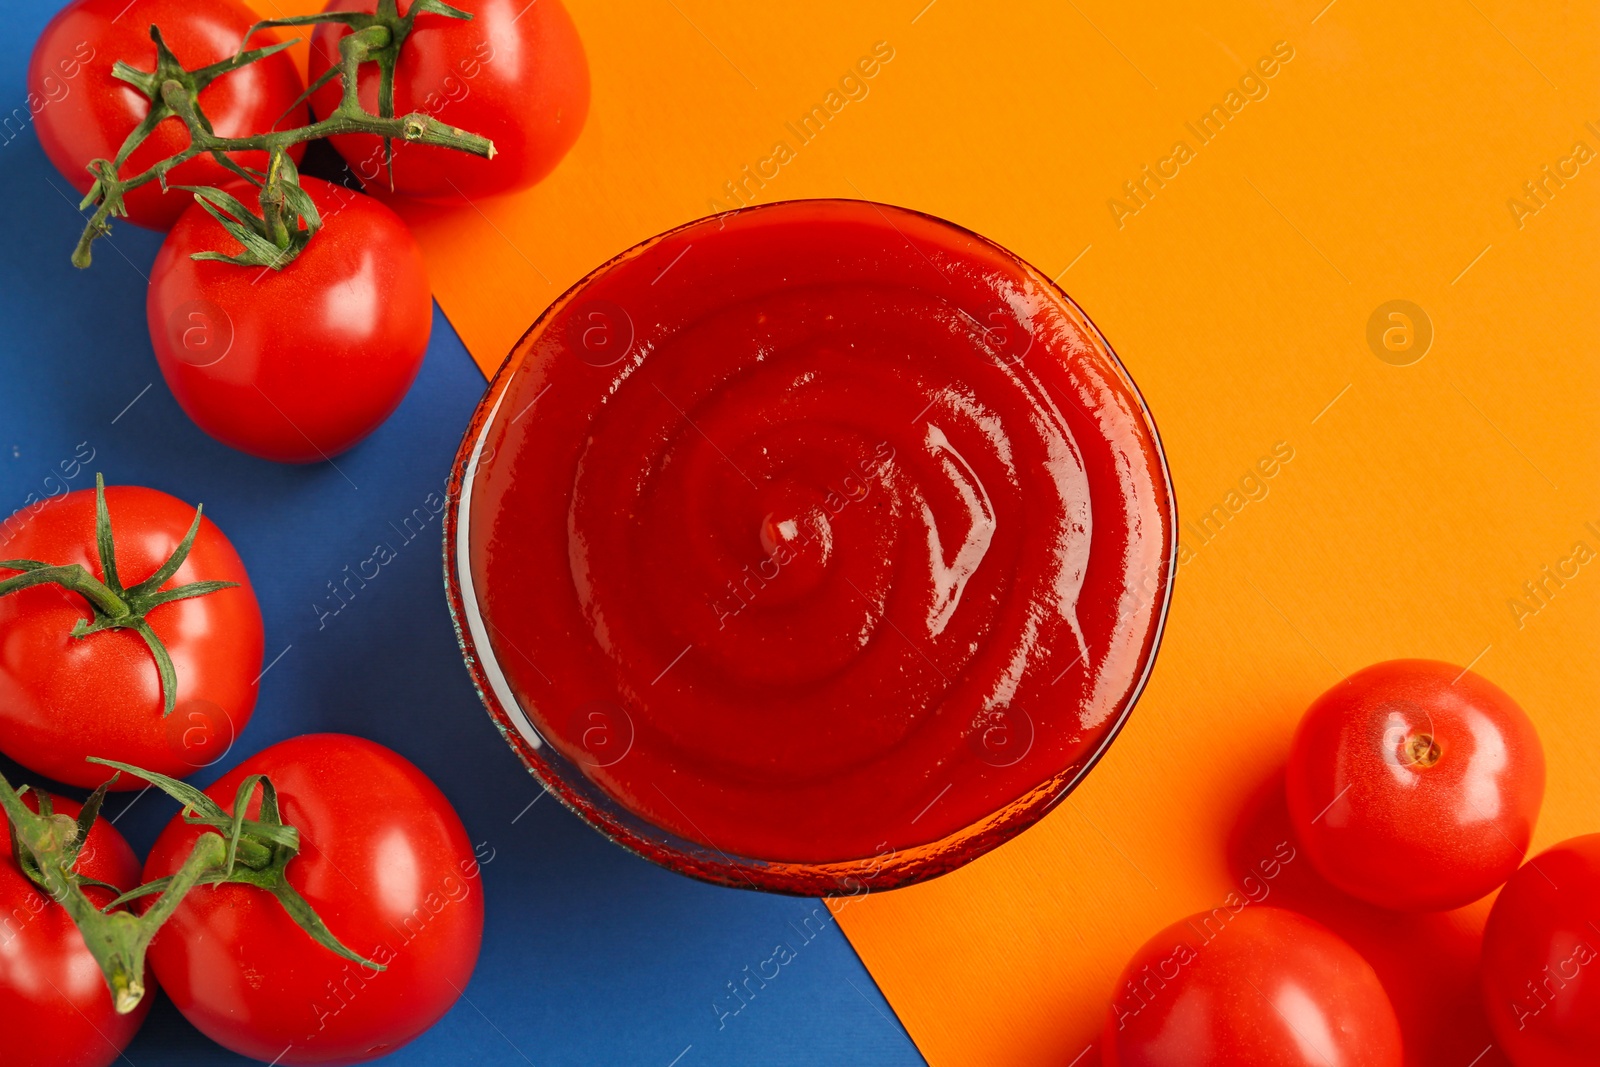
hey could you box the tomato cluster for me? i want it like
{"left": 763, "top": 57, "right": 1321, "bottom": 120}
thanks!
{"left": 142, "top": 735, "right": 484, "bottom": 1065}
{"left": 30, "top": 0, "right": 589, "bottom": 462}
{"left": 1102, "top": 660, "right": 1594, "bottom": 1067}
{"left": 0, "top": 482, "right": 483, "bottom": 1065}
{"left": 7, "top": 1, "right": 577, "bottom": 1058}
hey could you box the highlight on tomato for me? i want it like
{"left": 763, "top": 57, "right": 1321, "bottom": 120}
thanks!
{"left": 0, "top": 475, "right": 262, "bottom": 788}
{"left": 29, "top": 0, "right": 306, "bottom": 231}
{"left": 1103, "top": 905, "right": 1403, "bottom": 1067}
{"left": 140, "top": 734, "right": 484, "bottom": 1064}
{"left": 1, "top": 789, "right": 150, "bottom": 1067}
{"left": 1480, "top": 834, "right": 1600, "bottom": 1067}
{"left": 1284, "top": 659, "right": 1545, "bottom": 911}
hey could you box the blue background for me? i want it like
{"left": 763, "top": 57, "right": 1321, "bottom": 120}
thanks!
{"left": 0, "top": 2, "right": 924, "bottom": 1062}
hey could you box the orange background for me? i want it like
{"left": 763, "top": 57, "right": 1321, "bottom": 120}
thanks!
{"left": 258, "top": 1, "right": 1600, "bottom": 1063}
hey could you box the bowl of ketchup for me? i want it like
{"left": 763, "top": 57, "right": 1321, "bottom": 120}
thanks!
{"left": 444, "top": 199, "right": 1174, "bottom": 894}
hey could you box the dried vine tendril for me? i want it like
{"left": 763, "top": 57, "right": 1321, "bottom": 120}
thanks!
{"left": 73, "top": 0, "right": 494, "bottom": 271}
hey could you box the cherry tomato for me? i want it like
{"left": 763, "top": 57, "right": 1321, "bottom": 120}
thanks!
{"left": 2, "top": 792, "right": 150, "bottom": 1067}
{"left": 0, "top": 484, "right": 262, "bottom": 789}
{"left": 1285, "top": 659, "right": 1545, "bottom": 911}
{"left": 1480, "top": 834, "right": 1600, "bottom": 1067}
{"left": 30, "top": 0, "right": 306, "bottom": 231}
{"left": 142, "top": 734, "right": 483, "bottom": 1064}
{"left": 1103, "top": 906, "right": 1403, "bottom": 1067}
{"left": 308, "top": 0, "right": 590, "bottom": 201}
{"left": 147, "top": 177, "right": 432, "bottom": 463}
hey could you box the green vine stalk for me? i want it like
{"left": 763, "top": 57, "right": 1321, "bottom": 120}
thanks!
{"left": 73, "top": 0, "right": 495, "bottom": 270}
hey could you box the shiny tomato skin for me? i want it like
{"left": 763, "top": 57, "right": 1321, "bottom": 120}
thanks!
{"left": 142, "top": 734, "right": 484, "bottom": 1065}
{"left": 0, "top": 486, "right": 262, "bottom": 789}
{"left": 1103, "top": 906, "right": 1403, "bottom": 1067}
{"left": 1285, "top": 659, "right": 1545, "bottom": 912}
{"left": 29, "top": 0, "right": 306, "bottom": 231}
{"left": 147, "top": 177, "right": 432, "bottom": 463}
{"left": 308, "top": 0, "right": 590, "bottom": 201}
{"left": 1481, "top": 835, "right": 1600, "bottom": 1067}
{"left": 2, "top": 792, "right": 151, "bottom": 1067}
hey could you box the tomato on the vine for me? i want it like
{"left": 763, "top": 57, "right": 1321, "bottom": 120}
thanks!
{"left": 30, "top": 0, "right": 306, "bottom": 231}
{"left": 1, "top": 791, "right": 150, "bottom": 1067}
{"left": 0, "top": 481, "right": 261, "bottom": 789}
{"left": 1103, "top": 906, "right": 1403, "bottom": 1067}
{"left": 1481, "top": 834, "right": 1600, "bottom": 1067}
{"left": 142, "top": 734, "right": 484, "bottom": 1064}
{"left": 308, "top": 0, "right": 590, "bottom": 201}
{"left": 1285, "top": 659, "right": 1545, "bottom": 911}
{"left": 147, "top": 176, "right": 433, "bottom": 463}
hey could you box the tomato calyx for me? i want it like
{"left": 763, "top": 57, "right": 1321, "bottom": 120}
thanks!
{"left": 89, "top": 758, "right": 385, "bottom": 978}
{"left": 179, "top": 148, "right": 325, "bottom": 270}
{"left": 74, "top": 6, "right": 495, "bottom": 269}
{"left": 0, "top": 771, "right": 225, "bottom": 1014}
{"left": 251, "top": 0, "right": 481, "bottom": 192}
{"left": 0, "top": 474, "right": 237, "bottom": 717}
{"left": 0, "top": 757, "right": 385, "bottom": 1017}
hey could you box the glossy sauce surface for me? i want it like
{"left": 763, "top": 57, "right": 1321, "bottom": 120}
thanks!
{"left": 468, "top": 201, "right": 1172, "bottom": 862}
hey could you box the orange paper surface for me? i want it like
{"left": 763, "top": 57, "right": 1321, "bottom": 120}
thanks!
{"left": 259, "top": 2, "right": 1600, "bottom": 1063}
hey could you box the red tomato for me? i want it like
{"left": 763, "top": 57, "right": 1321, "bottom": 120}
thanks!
{"left": 308, "top": 0, "right": 590, "bottom": 201}
{"left": 1481, "top": 834, "right": 1600, "bottom": 1067}
{"left": 0, "top": 485, "right": 262, "bottom": 789}
{"left": 29, "top": 0, "right": 306, "bottom": 231}
{"left": 1285, "top": 659, "right": 1545, "bottom": 911}
{"left": 147, "top": 177, "right": 432, "bottom": 463}
{"left": 142, "top": 734, "right": 484, "bottom": 1064}
{"left": 1103, "top": 906, "right": 1403, "bottom": 1067}
{"left": 2, "top": 792, "right": 150, "bottom": 1067}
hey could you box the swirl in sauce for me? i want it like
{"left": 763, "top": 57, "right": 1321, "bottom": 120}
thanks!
{"left": 465, "top": 201, "right": 1172, "bottom": 864}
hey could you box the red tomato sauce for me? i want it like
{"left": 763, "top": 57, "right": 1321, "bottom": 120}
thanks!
{"left": 462, "top": 201, "right": 1172, "bottom": 864}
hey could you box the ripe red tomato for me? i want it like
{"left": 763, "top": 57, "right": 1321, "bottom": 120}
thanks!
{"left": 147, "top": 177, "right": 432, "bottom": 463}
{"left": 1481, "top": 834, "right": 1600, "bottom": 1067}
{"left": 1285, "top": 659, "right": 1545, "bottom": 911}
{"left": 2, "top": 792, "right": 151, "bottom": 1067}
{"left": 142, "top": 734, "right": 483, "bottom": 1064}
{"left": 308, "top": 0, "right": 590, "bottom": 200}
{"left": 0, "top": 485, "right": 262, "bottom": 789}
{"left": 1103, "top": 906, "right": 1403, "bottom": 1067}
{"left": 29, "top": 0, "right": 306, "bottom": 231}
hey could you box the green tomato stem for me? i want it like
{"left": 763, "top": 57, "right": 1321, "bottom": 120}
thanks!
{"left": 72, "top": 15, "right": 493, "bottom": 270}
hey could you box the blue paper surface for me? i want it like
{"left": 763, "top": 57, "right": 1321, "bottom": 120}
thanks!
{"left": 0, "top": 3, "right": 924, "bottom": 1062}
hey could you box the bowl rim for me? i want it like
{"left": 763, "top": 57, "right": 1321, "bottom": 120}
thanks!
{"left": 441, "top": 197, "right": 1178, "bottom": 896}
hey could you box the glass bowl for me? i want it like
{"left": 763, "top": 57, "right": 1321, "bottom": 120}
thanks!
{"left": 443, "top": 199, "right": 1175, "bottom": 895}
